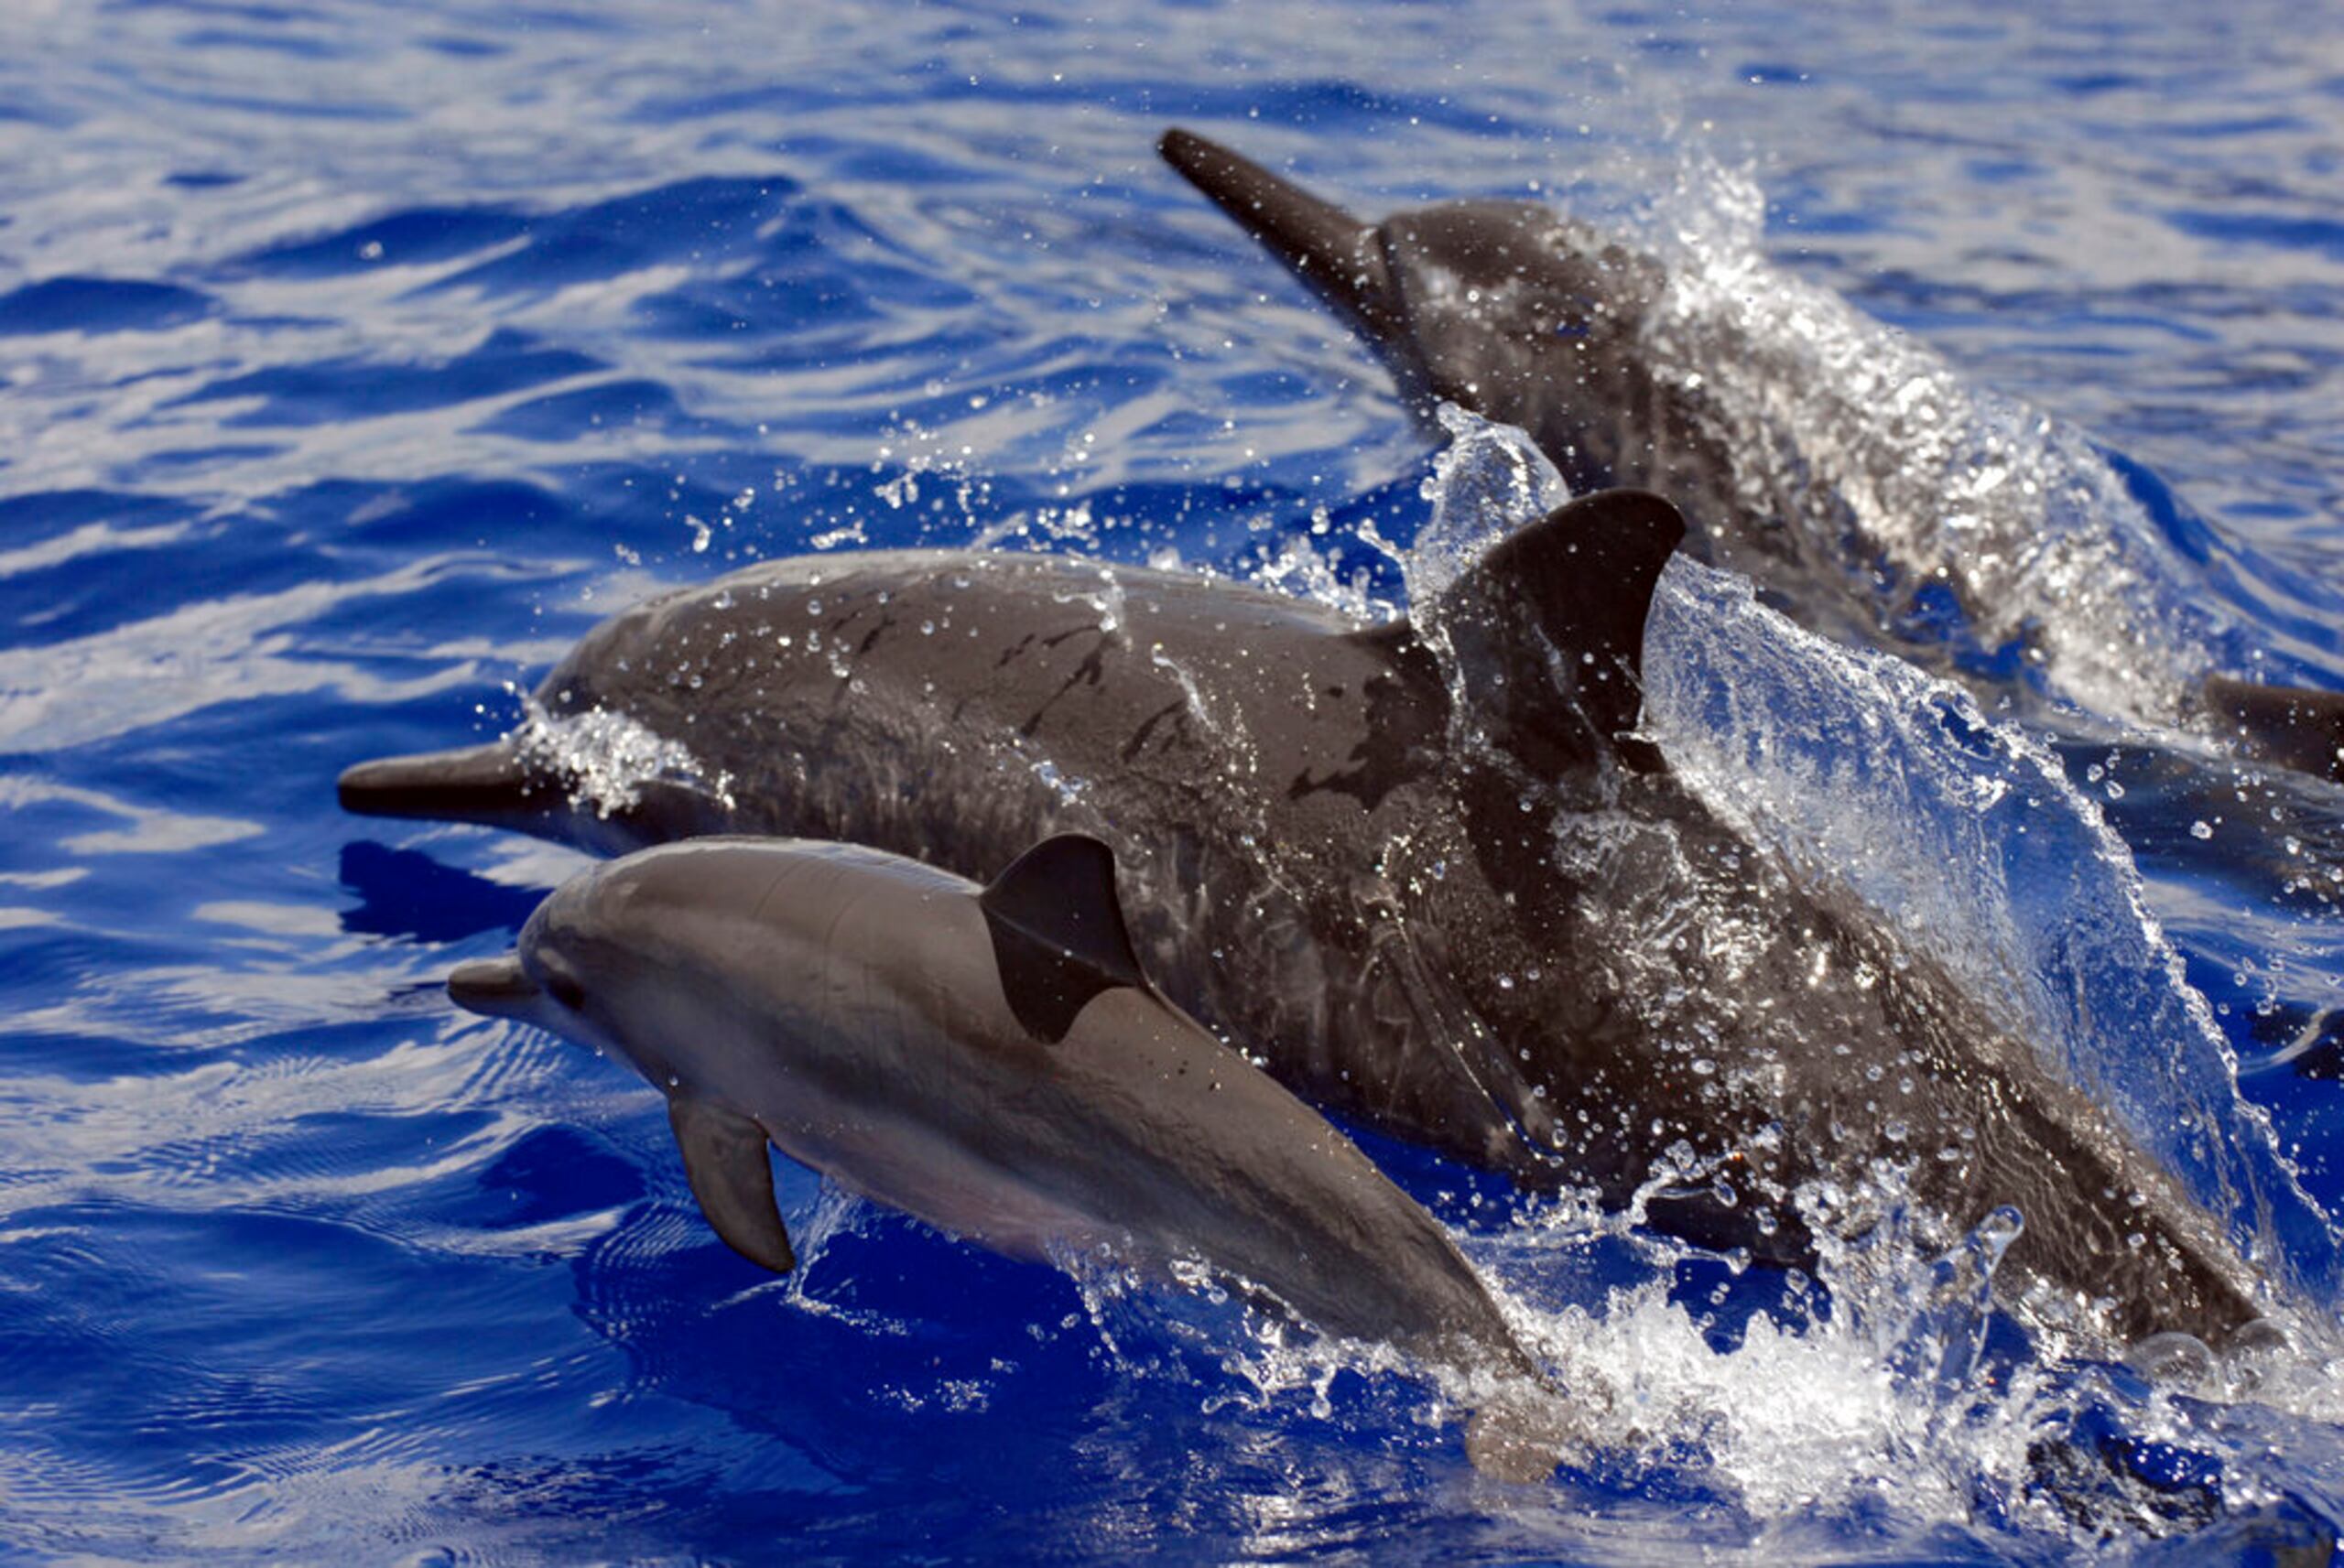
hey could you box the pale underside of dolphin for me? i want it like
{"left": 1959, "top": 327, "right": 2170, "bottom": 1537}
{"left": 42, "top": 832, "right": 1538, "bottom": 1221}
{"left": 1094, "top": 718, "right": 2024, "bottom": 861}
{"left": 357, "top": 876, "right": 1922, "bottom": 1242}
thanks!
{"left": 450, "top": 831, "right": 1579, "bottom": 1478}
{"left": 344, "top": 492, "right": 2271, "bottom": 1346}
{"left": 1156, "top": 126, "right": 2344, "bottom": 784}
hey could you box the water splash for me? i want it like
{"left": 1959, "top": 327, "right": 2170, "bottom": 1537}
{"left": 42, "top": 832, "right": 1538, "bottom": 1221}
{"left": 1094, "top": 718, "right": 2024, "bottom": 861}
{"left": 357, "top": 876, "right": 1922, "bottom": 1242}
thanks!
{"left": 1412, "top": 403, "right": 1572, "bottom": 604}
{"left": 1644, "top": 541, "right": 2344, "bottom": 1310}
{"left": 1295, "top": 408, "right": 2344, "bottom": 1546}
{"left": 1396, "top": 408, "right": 2342, "bottom": 1311}
{"left": 1630, "top": 156, "right": 2337, "bottom": 726}
{"left": 510, "top": 697, "right": 736, "bottom": 819}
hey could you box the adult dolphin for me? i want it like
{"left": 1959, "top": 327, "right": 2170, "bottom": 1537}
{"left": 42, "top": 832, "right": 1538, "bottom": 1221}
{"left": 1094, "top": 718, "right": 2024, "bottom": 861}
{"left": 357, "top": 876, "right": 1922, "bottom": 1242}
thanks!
{"left": 1157, "top": 127, "right": 2344, "bottom": 783}
{"left": 450, "top": 831, "right": 1581, "bottom": 1479}
{"left": 344, "top": 491, "right": 2271, "bottom": 1347}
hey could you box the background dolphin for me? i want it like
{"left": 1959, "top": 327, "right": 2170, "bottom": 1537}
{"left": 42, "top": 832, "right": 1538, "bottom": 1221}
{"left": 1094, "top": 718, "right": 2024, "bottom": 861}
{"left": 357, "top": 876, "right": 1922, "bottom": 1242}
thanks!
{"left": 449, "top": 832, "right": 1578, "bottom": 1478}
{"left": 346, "top": 492, "right": 2270, "bottom": 1347}
{"left": 1157, "top": 127, "right": 2344, "bottom": 781}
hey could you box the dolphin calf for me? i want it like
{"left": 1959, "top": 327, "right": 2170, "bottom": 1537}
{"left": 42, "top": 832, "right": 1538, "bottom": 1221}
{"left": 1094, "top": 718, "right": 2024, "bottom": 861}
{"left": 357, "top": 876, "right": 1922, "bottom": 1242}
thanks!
{"left": 449, "top": 832, "right": 1578, "bottom": 1477}
{"left": 1157, "top": 127, "right": 2344, "bottom": 781}
{"left": 344, "top": 491, "right": 2269, "bottom": 1346}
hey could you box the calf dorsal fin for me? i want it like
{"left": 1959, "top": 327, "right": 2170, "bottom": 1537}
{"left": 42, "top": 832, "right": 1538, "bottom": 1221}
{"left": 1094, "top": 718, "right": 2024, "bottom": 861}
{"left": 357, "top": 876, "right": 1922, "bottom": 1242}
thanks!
{"left": 980, "top": 834, "right": 1149, "bottom": 1043}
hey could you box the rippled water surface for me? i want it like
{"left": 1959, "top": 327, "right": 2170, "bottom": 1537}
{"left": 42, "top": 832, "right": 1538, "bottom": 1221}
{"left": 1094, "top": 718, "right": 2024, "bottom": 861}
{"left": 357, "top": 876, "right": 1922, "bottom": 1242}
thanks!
{"left": 5, "top": 2, "right": 2344, "bottom": 1563}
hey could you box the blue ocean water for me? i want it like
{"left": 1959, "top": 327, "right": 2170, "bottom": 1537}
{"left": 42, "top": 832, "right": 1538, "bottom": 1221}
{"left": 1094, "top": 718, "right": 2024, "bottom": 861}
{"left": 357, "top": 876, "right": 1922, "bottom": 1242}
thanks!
{"left": 5, "top": 1, "right": 2344, "bottom": 1562}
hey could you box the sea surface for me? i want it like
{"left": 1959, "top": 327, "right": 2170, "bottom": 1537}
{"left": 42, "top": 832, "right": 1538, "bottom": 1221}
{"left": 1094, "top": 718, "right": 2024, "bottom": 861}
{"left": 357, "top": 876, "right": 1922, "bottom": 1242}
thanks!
{"left": 5, "top": 1, "right": 2344, "bottom": 1563}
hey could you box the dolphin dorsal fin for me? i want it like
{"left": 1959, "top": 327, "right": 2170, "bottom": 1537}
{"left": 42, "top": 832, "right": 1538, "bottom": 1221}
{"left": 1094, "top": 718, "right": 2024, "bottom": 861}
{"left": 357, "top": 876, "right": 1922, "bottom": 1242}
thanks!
{"left": 979, "top": 834, "right": 1149, "bottom": 1044}
{"left": 667, "top": 1095, "right": 796, "bottom": 1273}
{"left": 1431, "top": 488, "right": 1686, "bottom": 773}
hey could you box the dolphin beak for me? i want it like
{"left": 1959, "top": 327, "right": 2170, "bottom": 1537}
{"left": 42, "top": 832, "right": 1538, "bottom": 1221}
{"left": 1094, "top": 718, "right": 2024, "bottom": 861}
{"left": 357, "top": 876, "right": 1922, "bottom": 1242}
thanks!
{"left": 338, "top": 740, "right": 541, "bottom": 823}
{"left": 1158, "top": 127, "right": 1401, "bottom": 340}
{"left": 448, "top": 955, "right": 541, "bottom": 1020}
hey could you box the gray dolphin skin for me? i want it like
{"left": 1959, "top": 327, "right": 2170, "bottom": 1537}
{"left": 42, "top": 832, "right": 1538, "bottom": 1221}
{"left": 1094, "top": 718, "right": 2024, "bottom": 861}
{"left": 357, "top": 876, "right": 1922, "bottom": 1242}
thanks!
{"left": 448, "top": 832, "right": 1573, "bottom": 1476}
{"left": 346, "top": 491, "right": 2269, "bottom": 1346}
{"left": 1156, "top": 127, "right": 2344, "bottom": 782}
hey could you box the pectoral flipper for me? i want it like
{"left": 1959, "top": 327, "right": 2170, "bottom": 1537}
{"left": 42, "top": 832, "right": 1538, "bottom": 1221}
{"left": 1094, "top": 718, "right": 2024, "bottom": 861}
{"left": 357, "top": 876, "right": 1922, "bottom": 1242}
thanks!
{"left": 668, "top": 1094, "right": 796, "bottom": 1273}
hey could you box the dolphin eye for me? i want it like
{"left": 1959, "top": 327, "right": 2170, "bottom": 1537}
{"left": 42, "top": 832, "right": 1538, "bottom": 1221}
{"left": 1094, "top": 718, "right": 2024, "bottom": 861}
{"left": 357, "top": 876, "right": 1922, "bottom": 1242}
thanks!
{"left": 545, "top": 970, "right": 587, "bottom": 1011}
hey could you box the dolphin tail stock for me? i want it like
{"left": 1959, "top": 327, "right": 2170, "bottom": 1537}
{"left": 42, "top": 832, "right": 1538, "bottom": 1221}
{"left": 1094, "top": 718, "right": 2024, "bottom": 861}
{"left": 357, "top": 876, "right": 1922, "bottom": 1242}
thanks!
{"left": 1463, "top": 1389, "right": 1584, "bottom": 1485}
{"left": 1156, "top": 126, "right": 1403, "bottom": 342}
{"left": 2205, "top": 676, "right": 2344, "bottom": 784}
{"left": 338, "top": 739, "right": 548, "bottom": 826}
{"left": 1455, "top": 1335, "right": 1626, "bottom": 1483}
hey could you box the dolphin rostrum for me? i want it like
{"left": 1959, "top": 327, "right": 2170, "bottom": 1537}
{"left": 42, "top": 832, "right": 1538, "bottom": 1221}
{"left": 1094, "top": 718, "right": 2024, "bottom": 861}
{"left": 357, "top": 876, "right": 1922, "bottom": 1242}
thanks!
{"left": 346, "top": 490, "right": 2272, "bottom": 1347}
{"left": 1157, "top": 127, "right": 2344, "bottom": 781}
{"left": 449, "top": 832, "right": 1581, "bottom": 1478}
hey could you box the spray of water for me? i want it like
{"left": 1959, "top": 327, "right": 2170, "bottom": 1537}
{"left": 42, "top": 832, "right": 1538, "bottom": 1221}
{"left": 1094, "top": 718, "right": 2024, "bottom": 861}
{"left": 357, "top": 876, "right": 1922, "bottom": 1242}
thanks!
{"left": 1627, "top": 157, "right": 2314, "bottom": 727}
{"left": 1209, "top": 407, "right": 2344, "bottom": 1547}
